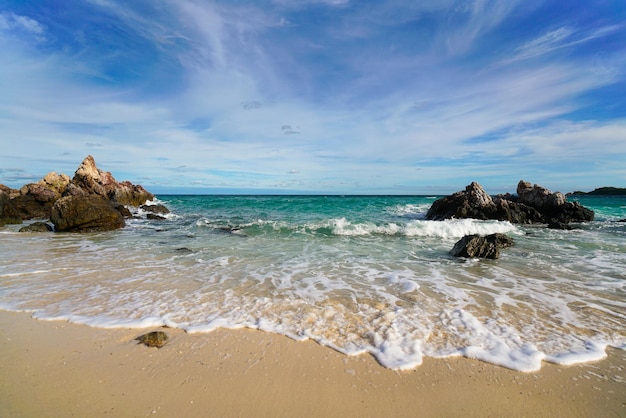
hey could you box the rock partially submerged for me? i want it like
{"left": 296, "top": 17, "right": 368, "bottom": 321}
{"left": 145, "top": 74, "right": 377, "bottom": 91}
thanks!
{"left": 141, "top": 204, "right": 170, "bottom": 215}
{"left": 450, "top": 233, "right": 514, "bottom": 259}
{"left": 51, "top": 195, "right": 126, "bottom": 232}
{"left": 19, "top": 221, "right": 53, "bottom": 232}
{"left": 426, "top": 180, "right": 594, "bottom": 226}
{"left": 135, "top": 331, "right": 169, "bottom": 348}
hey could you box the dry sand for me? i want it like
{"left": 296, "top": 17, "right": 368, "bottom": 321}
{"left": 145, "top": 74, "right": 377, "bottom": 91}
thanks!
{"left": 1, "top": 310, "right": 624, "bottom": 417}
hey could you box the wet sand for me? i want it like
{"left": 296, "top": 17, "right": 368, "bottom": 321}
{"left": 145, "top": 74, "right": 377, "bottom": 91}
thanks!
{"left": 0, "top": 310, "right": 624, "bottom": 417}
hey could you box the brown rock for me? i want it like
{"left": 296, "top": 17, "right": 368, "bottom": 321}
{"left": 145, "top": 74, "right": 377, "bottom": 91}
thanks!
{"left": 141, "top": 204, "right": 170, "bottom": 214}
{"left": 72, "top": 155, "right": 118, "bottom": 197}
{"left": 0, "top": 190, "right": 22, "bottom": 226}
{"left": 135, "top": 331, "right": 168, "bottom": 348}
{"left": 19, "top": 221, "right": 54, "bottom": 232}
{"left": 112, "top": 181, "right": 154, "bottom": 206}
{"left": 51, "top": 195, "right": 125, "bottom": 232}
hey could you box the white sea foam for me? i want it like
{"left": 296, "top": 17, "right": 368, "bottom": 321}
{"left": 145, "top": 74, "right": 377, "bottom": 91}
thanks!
{"left": 331, "top": 218, "right": 519, "bottom": 238}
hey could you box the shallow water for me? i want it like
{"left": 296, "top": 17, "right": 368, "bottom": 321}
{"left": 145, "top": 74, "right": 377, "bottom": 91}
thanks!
{"left": 1, "top": 195, "right": 624, "bottom": 371}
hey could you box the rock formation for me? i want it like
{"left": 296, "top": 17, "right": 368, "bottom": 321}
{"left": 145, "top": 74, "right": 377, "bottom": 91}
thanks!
{"left": 426, "top": 180, "right": 594, "bottom": 226}
{"left": 1, "top": 155, "right": 158, "bottom": 232}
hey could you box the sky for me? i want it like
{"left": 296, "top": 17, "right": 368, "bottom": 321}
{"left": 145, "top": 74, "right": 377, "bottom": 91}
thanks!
{"left": 0, "top": 0, "right": 625, "bottom": 195}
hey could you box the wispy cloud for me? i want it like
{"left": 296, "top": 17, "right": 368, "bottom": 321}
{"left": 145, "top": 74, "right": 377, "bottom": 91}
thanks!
{"left": 0, "top": 1, "right": 625, "bottom": 193}
{"left": 503, "top": 24, "right": 623, "bottom": 64}
{"left": 0, "top": 11, "right": 46, "bottom": 41}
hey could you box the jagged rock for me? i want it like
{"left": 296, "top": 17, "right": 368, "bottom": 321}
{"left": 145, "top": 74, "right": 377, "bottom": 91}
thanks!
{"left": 0, "top": 184, "right": 15, "bottom": 195}
{"left": 51, "top": 195, "right": 125, "bottom": 232}
{"left": 450, "top": 233, "right": 514, "bottom": 259}
{"left": 517, "top": 181, "right": 566, "bottom": 209}
{"left": 7, "top": 156, "right": 156, "bottom": 222}
{"left": 426, "top": 180, "right": 594, "bottom": 226}
{"left": 147, "top": 213, "right": 166, "bottom": 220}
{"left": 141, "top": 204, "right": 170, "bottom": 214}
{"left": 516, "top": 181, "right": 593, "bottom": 224}
{"left": 0, "top": 190, "right": 22, "bottom": 226}
{"left": 425, "top": 182, "right": 498, "bottom": 221}
{"left": 11, "top": 173, "right": 70, "bottom": 220}
{"left": 72, "top": 155, "right": 116, "bottom": 197}
{"left": 19, "top": 221, "right": 53, "bottom": 232}
{"left": 135, "top": 331, "right": 168, "bottom": 348}
{"left": 72, "top": 156, "right": 154, "bottom": 206}
{"left": 492, "top": 196, "right": 544, "bottom": 224}
{"left": 111, "top": 181, "right": 154, "bottom": 207}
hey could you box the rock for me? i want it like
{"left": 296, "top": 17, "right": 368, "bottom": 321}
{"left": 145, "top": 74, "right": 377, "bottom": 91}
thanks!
{"left": 547, "top": 221, "right": 573, "bottom": 230}
{"left": 0, "top": 190, "right": 22, "bottom": 226}
{"left": 112, "top": 181, "right": 154, "bottom": 207}
{"left": 19, "top": 221, "right": 54, "bottom": 232}
{"left": 0, "top": 184, "right": 16, "bottom": 195}
{"left": 517, "top": 181, "right": 566, "bottom": 209}
{"left": 450, "top": 233, "right": 514, "bottom": 259}
{"left": 492, "top": 197, "right": 544, "bottom": 224}
{"left": 112, "top": 203, "right": 133, "bottom": 218}
{"left": 50, "top": 195, "right": 125, "bottom": 232}
{"left": 141, "top": 204, "right": 170, "bottom": 214}
{"left": 425, "top": 182, "right": 498, "bottom": 221}
{"left": 426, "top": 180, "right": 594, "bottom": 226}
{"left": 516, "top": 181, "right": 594, "bottom": 224}
{"left": 11, "top": 172, "right": 72, "bottom": 220}
{"left": 8, "top": 156, "right": 155, "bottom": 222}
{"left": 135, "top": 331, "right": 168, "bottom": 348}
{"left": 72, "top": 155, "right": 116, "bottom": 196}
{"left": 72, "top": 156, "right": 154, "bottom": 206}
{"left": 147, "top": 213, "right": 166, "bottom": 220}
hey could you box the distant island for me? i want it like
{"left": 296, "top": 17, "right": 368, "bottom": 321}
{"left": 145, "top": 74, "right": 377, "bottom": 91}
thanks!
{"left": 568, "top": 187, "right": 626, "bottom": 196}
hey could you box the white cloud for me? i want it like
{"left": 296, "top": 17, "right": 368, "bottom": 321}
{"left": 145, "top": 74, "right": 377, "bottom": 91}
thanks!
{"left": 0, "top": 1, "right": 624, "bottom": 193}
{"left": 0, "top": 11, "right": 46, "bottom": 41}
{"left": 444, "top": 0, "right": 522, "bottom": 55}
{"left": 503, "top": 24, "right": 623, "bottom": 64}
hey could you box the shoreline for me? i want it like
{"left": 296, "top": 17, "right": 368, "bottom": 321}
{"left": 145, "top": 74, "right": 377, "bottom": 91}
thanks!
{"left": 1, "top": 310, "right": 624, "bottom": 417}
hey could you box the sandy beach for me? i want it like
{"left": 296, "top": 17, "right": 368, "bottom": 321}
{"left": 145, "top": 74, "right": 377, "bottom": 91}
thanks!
{"left": 0, "top": 310, "right": 624, "bottom": 417}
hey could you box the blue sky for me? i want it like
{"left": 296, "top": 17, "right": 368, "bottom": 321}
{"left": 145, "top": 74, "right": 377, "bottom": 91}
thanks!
{"left": 0, "top": 0, "right": 624, "bottom": 194}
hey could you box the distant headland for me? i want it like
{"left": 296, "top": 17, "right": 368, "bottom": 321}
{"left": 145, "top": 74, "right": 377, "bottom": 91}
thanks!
{"left": 568, "top": 187, "right": 626, "bottom": 196}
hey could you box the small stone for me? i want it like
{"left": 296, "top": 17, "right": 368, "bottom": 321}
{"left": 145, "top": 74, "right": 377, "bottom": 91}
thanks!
{"left": 135, "top": 331, "right": 169, "bottom": 348}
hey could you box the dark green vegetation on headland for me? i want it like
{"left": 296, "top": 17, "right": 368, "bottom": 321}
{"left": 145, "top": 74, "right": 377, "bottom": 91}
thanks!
{"left": 569, "top": 187, "right": 626, "bottom": 196}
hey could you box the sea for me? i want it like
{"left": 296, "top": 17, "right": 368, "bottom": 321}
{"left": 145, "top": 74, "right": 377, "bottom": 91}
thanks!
{"left": 1, "top": 194, "right": 625, "bottom": 372}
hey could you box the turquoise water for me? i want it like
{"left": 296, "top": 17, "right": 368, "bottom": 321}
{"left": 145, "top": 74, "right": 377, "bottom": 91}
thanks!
{"left": 1, "top": 195, "right": 624, "bottom": 371}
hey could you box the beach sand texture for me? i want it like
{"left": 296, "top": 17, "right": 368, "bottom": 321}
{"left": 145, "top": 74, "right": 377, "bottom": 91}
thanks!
{"left": 1, "top": 311, "right": 624, "bottom": 417}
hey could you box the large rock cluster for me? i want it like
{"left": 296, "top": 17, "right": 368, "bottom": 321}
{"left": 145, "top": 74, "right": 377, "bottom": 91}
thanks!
{"left": 426, "top": 180, "right": 594, "bottom": 225}
{"left": 0, "top": 156, "right": 155, "bottom": 232}
{"left": 427, "top": 180, "right": 595, "bottom": 259}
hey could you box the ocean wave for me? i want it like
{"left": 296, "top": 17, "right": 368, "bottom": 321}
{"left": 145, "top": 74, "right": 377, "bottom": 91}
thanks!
{"left": 193, "top": 217, "right": 520, "bottom": 239}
